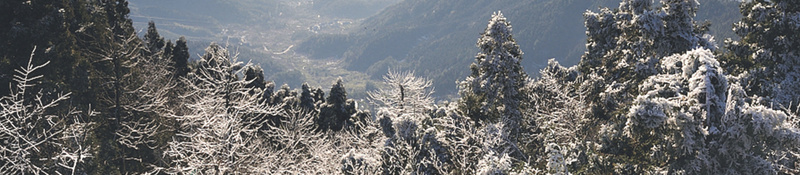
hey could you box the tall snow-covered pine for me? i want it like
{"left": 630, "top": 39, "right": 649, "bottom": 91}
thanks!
{"left": 458, "top": 11, "right": 528, "bottom": 141}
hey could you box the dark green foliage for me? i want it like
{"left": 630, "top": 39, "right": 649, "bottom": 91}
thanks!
{"left": 299, "top": 83, "right": 318, "bottom": 111}
{"left": 0, "top": 0, "right": 178, "bottom": 173}
{"left": 144, "top": 21, "right": 165, "bottom": 56}
{"left": 172, "top": 37, "right": 190, "bottom": 77}
{"left": 163, "top": 40, "right": 174, "bottom": 59}
{"left": 318, "top": 78, "right": 360, "bottom": 131}
{"left": 244, "top": 65, "right": 267, "bottom": 90}
{"left": 0, "top": 0, "right": 90, "bottom": 100}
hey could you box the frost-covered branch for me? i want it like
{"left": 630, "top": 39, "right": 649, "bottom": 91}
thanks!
{"left": 0, "top": 47, "right": 88, "bottom": 174}
{"left": 162, "top": 44, "right": 282, "bottom": 174}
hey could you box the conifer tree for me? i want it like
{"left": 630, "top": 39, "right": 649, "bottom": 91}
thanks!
{"left": 319, "top": 78, "right": 348, "bottom": 131}
{"left": 299, "top": 83, "right": 317, "bottom": 111}
{"left": 318, "top": 78, "right": 363, "bottom": 131}
{"left": 625, "top": 48, "right": 725, "bottom": 173}
{"left": 724, "top": 0, "right": 800, "bottom": 111}
{"left": 458, "top": 11, "right": 527, "bottom": 142}
{"left": 0, "top": 0, "right": 90, "bottom": 101}
{"left": 143, "top": 21, "right": 165, "bottom": 57}
{"left": 244, "top": 65, "right": 266, "bottom": 90}
{"left": 163, "top": 40, "right": 174, "bottom": 60}
{"left": 77, "top": 1, "right": 180, "bottom": 173}
{"left": 581, "top": 0, "right": 713, "bottom": 119}
{"left": 172, "top": 37, "right": 190, "bottom": 77}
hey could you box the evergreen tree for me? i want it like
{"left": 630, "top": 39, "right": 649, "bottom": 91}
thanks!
{"left": 581, "top": 0, "right": 714, "bottom": 119}
{"left": 172, "top": 37, "right": 190, "bottom": 77}
{"left": 318, "top": 78, "right": 360, "bottom": 131}
{"left": 724, "top": 0, "right": 800, "bottom": 111}
{"left": 624, "top": 48, "right": 725, "bottom": 173}
{"left": 299, "top": 83, "right": 317, "bottom": 111}
{"left": 0, "top": 0, "right": 92, "bottom": 102}
{"left": 163, "top": 40, "right": 174, "bottom": 61}
{"left": 244, "top": 65, "right": 267, "bottom": 90}
{"left": 143, "top": 21, "right": 165, "bottom": 57}
{"left": 618, "top": 47, "right": 800, "bottom": 174}
{"left": 271, "top": 84, "right": 296, "bottom": 107}
{"left": 81, "top": 0, "right": 141, "bottom": 172}
{"left": 77, "top": 0, "right": 178, "bottom": 173}
{"left": 576, "top": 1, "right": 739, "bottom": 173}
{"left": 458, "top": 11, "right": 528, "bottom": 142}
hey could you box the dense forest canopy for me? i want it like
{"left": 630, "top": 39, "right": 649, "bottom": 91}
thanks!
{"left": 0, "top": 0, "right": 798, "bottom": 174}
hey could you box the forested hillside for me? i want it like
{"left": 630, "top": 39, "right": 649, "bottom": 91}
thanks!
{"left": 297, "top": 0, "right": 741, "bottom": 97}
{"left": 1, "top": 0, "right": 799, "bottom": 174}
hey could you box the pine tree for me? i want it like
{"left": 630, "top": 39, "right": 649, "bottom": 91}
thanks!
{"left": 299, "top": 83, "right": 317, "bottom": 111}
{"left": 577, "top": 1, "right": 734, "bottom": 173}
{"left": 724, "top": 0, "right": 800, "bottom": 111}
{"left": 244, "top": 65, "right": 267, "bottom": 90}
{"left": 623, "top": 48, "right": 724, "bottom": 173}
{"left": 458, "top": 11, "right": 528, "bottom": 143}
{"left": 81, "top": 0, "right": 140, "bottom": 172}
{"left": 0, "top": 0, "right": 91, "bottom": 102}
{"left": 319, "top": 78, "right": 358, "bottom": 131}
{"left": 163, "top": 40, "right": 174, "bottom": 60}
{"left": 709, "top": 83, "right": 800, "bottom": 174}
{"left": 618, "top": 47, "right": 800, "bottom": 174}
{"left": 143, "top": 21, "right": 165, "bottom": 57}
{"left": 581, "top": 0, "right": 714, "bottom": 119}
{"left": 172, "top": 37, "right": 190, "bottom": 77}
{"left": 77, "top": 0, "right": 180, "bottom": 173}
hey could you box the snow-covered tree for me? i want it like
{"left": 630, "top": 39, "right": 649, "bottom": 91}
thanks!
{"left": 581, "top": 0, "right": 714, "bottom": 119}
{"left": 724, "top": 0, "right": 800, "bottom": 112}
{"left": 619, "top": 47, "right": 800, "bottom": 174}
{"left": 368, "top": 70, "right": 435, "bottom": 119}
{"left": 0, "top": 47, "right": 90, "bottom": 174}
{"left": 458, "top": 11, "right": 528, "bottom": 143}
{"left": 526, "top": 59, "right": 590, "bottom": 173}
{"left": 431, "top": 104, "right": 484, "bottom": 174}
{"left": 318, "top": 78, "right": 365, "bottom": 131}
{"left": 118, "top": 38, "right": 180, "bottom": 172}
{"left": 261, "top": 107, "right": 384, "bottom": 174}
{"left": 429, "top": 102, "right": 539, "bottom": 175}
{"left": 709, "top": 82, "right": 800, "bottom": 174}
{"left": 367, "top": 71, "right": 448, "bottom": 174}
{"left": 161, "top": 44, "right": 281, "bottom": 174}
{"left": 622, "top": 48, "right": 724, "bottom": 174}
{"left": 83, "top": 20, "right": 180, "bottom": 172}
{"left": 299, "top": 83, "right": 320, "bottom": 111}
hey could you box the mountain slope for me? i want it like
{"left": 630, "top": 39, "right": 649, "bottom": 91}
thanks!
{"left": 298, "top": 0, "right": 742, "bottom": 97}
